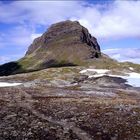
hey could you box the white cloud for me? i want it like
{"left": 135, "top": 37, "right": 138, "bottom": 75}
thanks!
{"left": 31, "top": 33, "right": 42, "bottom": 41}
{"left": 103, "top": 48, "right": 140, "bottom": 64}
{"left": 78, "top": 0, "right": 140, "bottom": 39}
{"left": 0, "top": 54, "right": 23, "bottom": 64}
{"left": 0, "top": 1, "right": 83, "bottom": 25}
{"left": 0, "top": 0, "right": 140, "bottom": 39}
{"left": 0, "top": 25, "right": 39, "bottom": 49}
{"left": 0, "top": 56, "right": 9, "bottom": 64}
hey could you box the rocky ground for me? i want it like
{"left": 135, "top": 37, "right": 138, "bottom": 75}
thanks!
{"left": 0, "top": 66, "right": 140, "bottom": 140}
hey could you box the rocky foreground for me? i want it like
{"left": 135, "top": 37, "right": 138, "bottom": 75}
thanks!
{"left": 0, "top": 66, "right": 140, "bottom": 140}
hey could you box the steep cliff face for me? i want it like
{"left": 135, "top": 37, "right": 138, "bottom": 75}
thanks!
{"left": 0, "top": 20, "right": 101, "bottom": 76}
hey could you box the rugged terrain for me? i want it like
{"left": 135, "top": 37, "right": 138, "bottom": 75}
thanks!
{"left": 0, "top": 20, "right": 140, "bottom": 140}
{"left": 0, "top": 65, "right": 140, "bottom": 140}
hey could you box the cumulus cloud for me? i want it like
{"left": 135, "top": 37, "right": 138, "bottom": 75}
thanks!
{"left": 0, "top": 25, "right": 35, "bottom": 49}
{"left": 0, "top": 1, "right": 83, "bottom": 25}
{"left": 78, "top": 0, "right": 140, "bottom": 39}
{"left": 0, "top": 0, "right": 140, "bottom": 39}
{"left": 103, "top": 48, "right": 140, "bottom": 64}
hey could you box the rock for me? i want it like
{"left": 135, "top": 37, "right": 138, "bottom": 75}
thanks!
{"left": 26, "top": 20, "right": 101, "bottom": 58}
{"left": 50, "top": 79, "right": 72, "bottom": 87}
{"left": 89, "top": 75, "right": 131, "bottom": 88}
{"left": 73, "top": 75, "right": 88, "bottom": 83}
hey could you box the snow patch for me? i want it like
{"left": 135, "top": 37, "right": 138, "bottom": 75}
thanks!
{"left": 123, "top": 72, "right": 140, "bottom": 87}
{"left": 80, "top": 68, "right": 140, "bottom": 87}
{"left": 0, "top": 82, "right": 22, "bottom": 87}
{"left": 80, "top": 69, "right": 110, "bottom": 74}
{"left": 129, "top": 67, "right": 134, "bottom": 70}
{"left": 128, "top": 72, "right": 140, "bottom": 78}
{"left": 80, "top": 69, "right": 110, "bottom": 78}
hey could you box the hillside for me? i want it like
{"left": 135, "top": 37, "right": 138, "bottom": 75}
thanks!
{"left": 0, "top": 20, "right": 101, "bottom": 76}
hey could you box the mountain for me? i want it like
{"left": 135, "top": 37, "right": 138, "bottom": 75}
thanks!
{"left": 0, "top": 20, "right": 101, "bottom": 76}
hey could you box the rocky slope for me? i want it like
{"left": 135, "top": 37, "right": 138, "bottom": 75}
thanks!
{"left": 0, "top": 20, "right": 101, "bottom": 76}
{"left": 0, "top": 66, "right": 140, "bottom": 140}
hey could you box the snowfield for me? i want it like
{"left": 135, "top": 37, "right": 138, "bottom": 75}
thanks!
{"left": 0, "top": 82, "right": 22, "bottom": 87}
{"left": 80, "top": 69, "right": 140, "bottom": 87}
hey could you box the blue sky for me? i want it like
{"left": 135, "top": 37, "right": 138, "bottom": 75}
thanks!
{"left": 0, "top": 0, "right": 140, "bottom": 64}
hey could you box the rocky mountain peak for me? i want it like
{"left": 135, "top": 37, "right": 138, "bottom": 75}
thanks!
{"left": 0, "top": 20, "right": 101, "bottom": 76}
{"left": 26, "top": 20, "right": 101, "bottom": 58}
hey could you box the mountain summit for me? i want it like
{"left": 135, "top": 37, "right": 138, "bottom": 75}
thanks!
{"left": 26, "top": 20, "right": 101, "bottom": 57}
{"left": 23, "top": 20, "right": 101, "bottom": 67}
{"left": 0, "top": 20, "right": 101, "bottom": 75}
